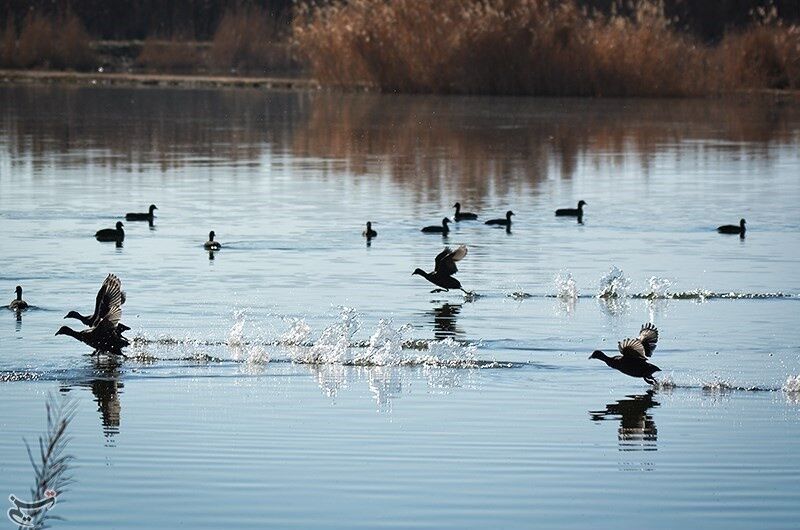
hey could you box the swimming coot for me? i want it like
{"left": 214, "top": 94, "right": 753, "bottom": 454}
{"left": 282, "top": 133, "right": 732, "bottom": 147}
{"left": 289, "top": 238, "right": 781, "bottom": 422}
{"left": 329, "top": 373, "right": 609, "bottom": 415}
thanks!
{"left": 555, "top": 200, "right": 586, "bottom": 217}
{"left": 96, "top": 222, "right": 124, "bottom": 242}
{"left": 8, "top": 285, "right": 28, "bottom": 311}
{"left": 204, "top": 231, "right": 221, "bottom": 250}
{"left": 421, "top": 218, "right": 451, "bottom": 235}
{"left": 590, "top": 323, "right": 661, "bottom": 385}
{"left": 485, "top": 210, "right": 514, "bottom": 227}
{"left": 412, "top": 245, "right": 470, "bottom": 293}
{"left": 717, "top": 218, "right": 746, "bottom": 236}
{"left": 453, "top": 202, "right": 478, "bottom": 221}
{"left": 363, "top": 221, "right": 377, "bottom": 239}
{"left": 125, "top": 204, "right": 158, "bottom": 222}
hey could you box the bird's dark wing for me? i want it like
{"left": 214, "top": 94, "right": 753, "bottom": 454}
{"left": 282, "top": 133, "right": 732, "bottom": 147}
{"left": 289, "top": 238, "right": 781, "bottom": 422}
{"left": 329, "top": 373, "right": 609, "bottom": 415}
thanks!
{"left": 90, "top": 279, "right": 110, "bottom": 323}
{"left": 434, "top": 245, "right": 467, "bottom": 277}
{"left": 99, "top": 304, "right": 123, "bottom": 329}
{"left": 92, "top": 274, "right": 124, "bottom": 326}
{"left": 618, "top": 338, "right": 647, "bottom": 360}
{"left": 434, "top": 247, "right": 454, "bottom": 274}
{"left": 638, "top": 323, "right": 659, "bottom": 357}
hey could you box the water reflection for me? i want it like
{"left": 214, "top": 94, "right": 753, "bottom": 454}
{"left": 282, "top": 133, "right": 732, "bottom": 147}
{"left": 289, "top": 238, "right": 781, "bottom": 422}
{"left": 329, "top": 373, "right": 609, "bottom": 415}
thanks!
{"left": 427, "top": 302, "right": 463, "bottom": 339}
{"left": 590, "top": 391, "right": 659, "bottom": 453}
{"left": 60, "top": 359, "right": 124, "bottom": 442}
{"left": 2, "top": 86, "right": 798, "bottom": 201}
{"left": 306, "top": 363, "right": 476, "bottom": 411}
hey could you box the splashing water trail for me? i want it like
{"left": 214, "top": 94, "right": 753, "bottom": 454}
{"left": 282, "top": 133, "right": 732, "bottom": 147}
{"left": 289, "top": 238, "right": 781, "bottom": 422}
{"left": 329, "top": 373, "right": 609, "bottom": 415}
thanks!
{"left": 597, "top": 266, "right": 631, "bottom": 299}
{"left": 356, "top": 320, "right": 413, "bottom": 365}
{"left": 423, "top": 337, "right": 479, "bottom": 366}
{"left": 280, "top": 318, "right": 312, "bottom": 346}
{"left": 702, "top": 377, "right": 734, "bottom": 392}
{"left": 246, "top": 345, "right": 270, "bottom": 365}
{"left": 783, "top": 375, "right": 800, "bottom": 393}
{"left": 645, "top": 276, "right": 672, "bottom": 299}
{"left": 226, "top": 310, "right": 248, "bottom": 361}
{"left": 554, "top": 271, "right": 579, "bottom": 300}
{"left": 304, "top": 306, "right": 361, "bottom": 363}
{"left": 228, "top": 310, "right": 246, "bottom": 346}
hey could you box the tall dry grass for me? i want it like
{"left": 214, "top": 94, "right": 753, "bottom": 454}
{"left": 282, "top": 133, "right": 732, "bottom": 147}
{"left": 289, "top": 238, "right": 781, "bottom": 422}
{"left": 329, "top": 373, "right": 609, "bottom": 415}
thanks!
{"left": 293, "top": 0, "right": 800, "bottom": 96}
{"left": 2, "top": 11, "right": 95, "bottom": 70}
{"left": 717, "top": 9, "right": 800, "bottom": 90}
{"left": 209, "top": 7, "right": 293, "bottom": 73}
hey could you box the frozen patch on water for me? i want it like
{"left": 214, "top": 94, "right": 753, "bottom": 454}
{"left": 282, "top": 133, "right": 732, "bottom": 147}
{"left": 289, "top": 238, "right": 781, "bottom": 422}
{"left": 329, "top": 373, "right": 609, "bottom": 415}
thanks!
{"left": 597, "top": 266, "right": 630, "bottom": 299}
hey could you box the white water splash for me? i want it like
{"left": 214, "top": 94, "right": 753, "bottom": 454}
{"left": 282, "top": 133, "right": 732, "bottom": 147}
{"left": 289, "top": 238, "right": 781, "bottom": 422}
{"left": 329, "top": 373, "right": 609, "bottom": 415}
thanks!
{"left": 280, "top": 318, "right": 312, "bottom": 346}
{"left": 702, "top": 377, "right": 734, "bottom": 392}
{"left": 653, "top": 373, "right": 675, "bottom": 390}
{"left": 597, "top": 266, "right": 631, "bottom": 299}
{"left": 423, "top": 337, "right": 479, "bottom": 365}
{"left": 644, "top": 276, "right": 672, "bottom": 299}
{"left": 227, "top": 310, "right": 247, "bottom": 347}
{"left": 299, "top": 306, "right": 361, "bottom": 363}
{"left": 554, "top": 271, "right": 579, "bottom": 300}
{"left": 226, "top": 310, "right": 248, "bottom": 361}
{"left": 355, "top": 320, "right": 413, "bottom": 365}
{"left": 783, "top": 375, "right": 800, "bottom": 393}
{"left": 245, "top": 345, "right": 270, "bottom": 365}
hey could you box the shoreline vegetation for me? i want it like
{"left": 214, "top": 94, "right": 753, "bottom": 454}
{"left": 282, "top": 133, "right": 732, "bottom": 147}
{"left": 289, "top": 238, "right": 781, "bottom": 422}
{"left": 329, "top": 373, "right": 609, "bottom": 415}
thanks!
{"left": 1, "top": 1, "right": 799, "bottom": 97}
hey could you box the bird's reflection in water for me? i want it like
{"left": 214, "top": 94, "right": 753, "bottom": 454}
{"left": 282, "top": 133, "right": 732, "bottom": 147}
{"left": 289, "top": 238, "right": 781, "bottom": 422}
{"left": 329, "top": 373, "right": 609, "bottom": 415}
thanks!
{"left": 61, "top": 357, "right": 124, "bottom": 443}
{"left": 208, "top": 250, "right": 216, "bottom": 261}
{"left": 14, "top": 309, "right": 23, "bottom": 331}
{"left": 590, "top": 391, "right": 659, "bottom": 470}
{"left": 428, "top": 302, "right": 463, "bottom": 339}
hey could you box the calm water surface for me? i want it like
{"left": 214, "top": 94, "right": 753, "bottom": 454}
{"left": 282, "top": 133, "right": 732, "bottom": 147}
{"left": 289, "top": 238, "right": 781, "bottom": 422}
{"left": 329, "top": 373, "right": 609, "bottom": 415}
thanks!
{"left": 1, "top": 85, "right": 799, "bottom": 529}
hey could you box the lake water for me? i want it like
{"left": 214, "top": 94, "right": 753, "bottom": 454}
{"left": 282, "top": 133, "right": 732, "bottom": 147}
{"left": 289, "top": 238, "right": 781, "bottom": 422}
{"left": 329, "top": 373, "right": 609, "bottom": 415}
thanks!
{"left": 1, "top": 84, "right": 799, "bottom": 529}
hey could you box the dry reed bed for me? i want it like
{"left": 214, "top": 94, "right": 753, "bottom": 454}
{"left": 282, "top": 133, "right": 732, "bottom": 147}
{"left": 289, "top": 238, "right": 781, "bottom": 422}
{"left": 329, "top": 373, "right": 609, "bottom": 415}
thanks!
{"left": 1, "top": 12, "right": 94, "bottom": 70}
{"left": 293, "top": 0, "right": 800, "bottom": 96}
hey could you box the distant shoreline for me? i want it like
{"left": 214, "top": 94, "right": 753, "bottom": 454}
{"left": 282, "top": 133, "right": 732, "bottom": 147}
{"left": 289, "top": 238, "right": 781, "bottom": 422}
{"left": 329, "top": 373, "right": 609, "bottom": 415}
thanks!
{"left": 1, "top": 69, "right": 799, "bottom": 103}
{"left": 0, "top": 69, "right": 320, "bottom": 91}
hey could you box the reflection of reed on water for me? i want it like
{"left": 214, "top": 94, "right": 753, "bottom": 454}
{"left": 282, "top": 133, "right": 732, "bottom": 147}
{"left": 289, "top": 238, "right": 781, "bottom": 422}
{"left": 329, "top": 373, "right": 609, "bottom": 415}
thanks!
{"left": 2, "top": 86, "right": 797, "bottom": 202}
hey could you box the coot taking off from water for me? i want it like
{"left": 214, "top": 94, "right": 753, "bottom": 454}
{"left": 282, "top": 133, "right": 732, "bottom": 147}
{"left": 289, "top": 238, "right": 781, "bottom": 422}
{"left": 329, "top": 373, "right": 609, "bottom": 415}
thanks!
{"left": 590, "top": 323, "right": 661, "bottom": 385}
{"left": 363, "top": 221, "right": 377, "bottom": 239}
{"left": 717, "top": 218, "right": 746, "bottom": 236}
{"left": 56, "top": 275, "right": 130, "bottom": 356}
{"left": 485, "top": 210, "right": 514, "bottom": 227}
{"left": 421, "top": 218, "right": 451, "bottom": 235}
{"left": 8, "top": 285, "right": 28, "bottom": 311}
{"left": 204, "top": 231, "right": 221, "bottom": 250}
{"left": 96, "top": 221, "right": 124, "bottom": 242}
{"left": 412, "top": 245, "right": 469, "bottom": 293}
{"left": 453, "top": 202, "right": 478, "bottom": 221}
{"left": 65, "top": 274, "right": 130, "bottom": 333}
{"left": 555, "top": 200, "right": 586, "bottom": 217}
{"left": 126, "top": 204, "right": 158, "bottom": 221}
